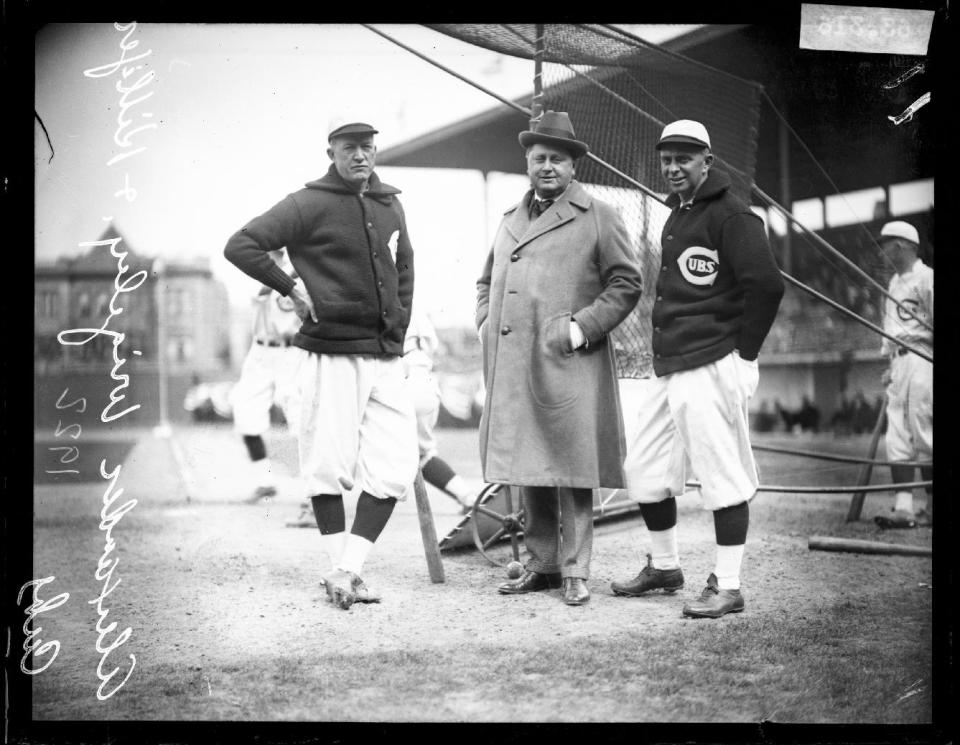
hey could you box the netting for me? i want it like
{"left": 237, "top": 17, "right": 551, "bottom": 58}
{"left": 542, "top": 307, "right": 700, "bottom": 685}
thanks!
{"left": 428, "top": 24, "right": 764, "bottom": 378}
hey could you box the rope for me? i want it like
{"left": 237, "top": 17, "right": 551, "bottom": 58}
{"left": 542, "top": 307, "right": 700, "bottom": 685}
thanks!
{"left": 753, "top": 443, "right": 931, "bottom": 468}
{"left": 685, "top": 480, "right": 931, "bottom": 494}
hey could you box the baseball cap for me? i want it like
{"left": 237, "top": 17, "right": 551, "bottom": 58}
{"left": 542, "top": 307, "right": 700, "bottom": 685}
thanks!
{"left": 327, "top": 118, "right": 379, "bottom": 142}
{"left": 656, "top": 119, "right": 711, "bottom": 150}
{"left": 879, "top": 220, "right": 919, "bottom": 245}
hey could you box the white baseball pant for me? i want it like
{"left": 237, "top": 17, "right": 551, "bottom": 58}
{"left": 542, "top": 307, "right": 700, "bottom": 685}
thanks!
{"left": 291, "top": 350, "right": 418, "bottom": 500}
{"left": 620, "top": 350, "right": 760, "bottom": 510}
{"left": 885, "top": 352, "right": 933, "bottom": 462}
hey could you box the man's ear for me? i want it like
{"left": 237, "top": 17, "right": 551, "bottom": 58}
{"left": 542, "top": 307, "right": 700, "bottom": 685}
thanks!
{"left": 326, "top": 147, "right": 334, "bottom": 161}
{"left": 704, "top": 151, "right": 715, "bottom": 168}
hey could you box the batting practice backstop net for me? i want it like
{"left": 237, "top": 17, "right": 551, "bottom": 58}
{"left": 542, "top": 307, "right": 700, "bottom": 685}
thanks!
{"left": 428, "top": 24, "right": 764, "bottom": 378}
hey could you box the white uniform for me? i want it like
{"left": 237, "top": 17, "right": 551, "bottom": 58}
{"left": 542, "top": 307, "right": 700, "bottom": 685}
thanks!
{"left": 404, "top": 309, "right": 442, "bottom": 466}
{"left": 230, "top": 289, "right": 302, "bottom": 436}
{"left": 292, "top": 351, "right": 418, "bottom": 501}
{"left": 619, "top": 350, "right": 760, "bottom": 511}
{"left": 881, "top": 258, "right": 933, "bottom": 462}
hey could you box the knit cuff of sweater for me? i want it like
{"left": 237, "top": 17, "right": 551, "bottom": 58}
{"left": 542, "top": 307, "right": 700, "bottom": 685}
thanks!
{"left": 264, "top": 264, "right": 296, "bottom": 296}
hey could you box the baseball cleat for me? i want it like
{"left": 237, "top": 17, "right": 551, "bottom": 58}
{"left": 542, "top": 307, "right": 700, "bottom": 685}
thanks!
{"left": 611, "top": 553, "right": 684, "bottom": 596}
{"left": 874, "top": 509, "right": 917, "bottom": 529}
{"left": 322, "top": 569, "right": 358, "bottom": 610}
{"left": 351, "top": 575, "right": 382, "bottom": 604}
{"left": 682, "top": 574, "right": 744, "bottom": 618}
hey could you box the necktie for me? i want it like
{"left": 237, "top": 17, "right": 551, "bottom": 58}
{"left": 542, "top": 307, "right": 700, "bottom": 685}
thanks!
{"left": 531, "top": 198, "right": 554, "bottom": 218}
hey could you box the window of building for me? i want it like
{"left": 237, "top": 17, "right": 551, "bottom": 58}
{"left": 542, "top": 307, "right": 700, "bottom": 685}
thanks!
{"left": 78, "top": 292, "right": 91, "bottom": 317}
{"left": 96, "top": 292, "right": 110, "bottom": 317}
{"left": 889, "top": 178, "right": 933, "bottom": 216}
{"left": 791, "top": 198, "right": 825, "bottom": 232}
{"left": 166, "top": 336, "right": 193, "bottom": 363}
{"left": 825, "top": 187, "right": 887, "bottom": 228}
{"left": 36, "top": 291, "right": 59, "bottom": 317}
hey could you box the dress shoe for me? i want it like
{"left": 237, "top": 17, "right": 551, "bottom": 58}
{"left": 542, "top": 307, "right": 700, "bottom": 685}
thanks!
{"left": 497, "top": 570, "right": 562, "bottom": 594}
{"left": 682, "top": 573, "right": 744, "bottom": 618}
{"left": 611, "top": 553, "right": 684, "bottom": 596}
{"left": 562, "top": 577, "right": 590, "bottom": 605}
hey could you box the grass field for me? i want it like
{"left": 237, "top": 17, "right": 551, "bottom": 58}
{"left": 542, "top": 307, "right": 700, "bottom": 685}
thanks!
{"left": 25, "top": 424, "right": 937, "bottom": 728}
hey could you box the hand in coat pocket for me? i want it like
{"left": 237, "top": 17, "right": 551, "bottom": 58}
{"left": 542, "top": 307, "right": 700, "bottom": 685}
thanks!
{"left": 528, "top": 312, "right": 583, "bottom": 408}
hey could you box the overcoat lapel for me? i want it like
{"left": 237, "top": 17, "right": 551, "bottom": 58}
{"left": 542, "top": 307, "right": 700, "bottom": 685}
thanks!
{"left": 502, "top": 183, "right": 592, "bottom": 250}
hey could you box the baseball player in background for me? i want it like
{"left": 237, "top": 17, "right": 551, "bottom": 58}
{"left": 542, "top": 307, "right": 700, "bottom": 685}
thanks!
{"left": 873, "top": 220, "right": 933, "bottom": 529}
{"left": 611, "top": 120, "right": 784, "bottom": 618}
{"left": 229, "top": 250, "right": 302, "bottom": 503}
{"left": 224, "top": 119, "right": 418, "bottom": 611}
{"left": 405, "top": 306, "right": 480, "bottom": 513}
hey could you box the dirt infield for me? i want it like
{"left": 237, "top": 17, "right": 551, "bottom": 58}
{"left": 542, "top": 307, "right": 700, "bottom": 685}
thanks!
{"left": 27, "top": 425, "right": 934, "bottom": 723}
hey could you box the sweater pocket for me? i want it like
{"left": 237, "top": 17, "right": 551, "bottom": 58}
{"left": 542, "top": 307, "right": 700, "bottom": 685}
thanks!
{"left": 308, "top": 299, "right": 378, "bottom": 340}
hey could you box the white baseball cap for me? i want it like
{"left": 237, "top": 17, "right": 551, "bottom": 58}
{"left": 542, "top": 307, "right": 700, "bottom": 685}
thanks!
{"left": 656, "top": 119, "right": 711, "bottom": 150}
{"left": 880, "top": 220, "right": 919, "bottom": 245}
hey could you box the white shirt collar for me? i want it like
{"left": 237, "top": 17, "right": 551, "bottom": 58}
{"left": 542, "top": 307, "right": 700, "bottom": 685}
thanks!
{"left": 534, "top": 186, "right": 567, "bottom": 202}
{"left": 898, "top": 257, "right": 924, "bottom": 278}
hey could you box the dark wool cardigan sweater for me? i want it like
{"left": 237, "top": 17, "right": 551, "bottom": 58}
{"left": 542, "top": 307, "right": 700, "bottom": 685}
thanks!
{"left": 652, "top": 169, "right": 784, "bottom": 376}
{"left": 224, "top": 165, "right": 414, "bottom": 356}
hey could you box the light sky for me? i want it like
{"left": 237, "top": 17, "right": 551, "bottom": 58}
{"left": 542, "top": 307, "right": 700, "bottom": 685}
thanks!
{"left": 34, "top": 23, "right": 699, "bottom": 328}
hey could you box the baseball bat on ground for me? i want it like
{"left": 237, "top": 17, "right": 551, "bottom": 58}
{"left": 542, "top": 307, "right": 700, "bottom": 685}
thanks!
{"left": 413, "top": 470, "right": 446, "bottom": 583}
{"left": 808, "top": 536, "right": 932, "bottom": 557}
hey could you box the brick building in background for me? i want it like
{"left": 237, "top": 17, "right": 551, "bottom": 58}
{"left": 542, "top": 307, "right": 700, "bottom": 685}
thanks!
{"left": 34, "top": 224, "right": 231, "bottom": 428}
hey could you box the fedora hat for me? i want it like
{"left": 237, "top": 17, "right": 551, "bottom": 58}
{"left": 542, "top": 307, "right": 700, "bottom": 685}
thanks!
{"left": 518, "top": 111, "right": 589, "bottom": 158}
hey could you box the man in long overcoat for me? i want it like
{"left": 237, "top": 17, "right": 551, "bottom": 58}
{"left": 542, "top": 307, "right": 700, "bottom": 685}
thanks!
{"left": 476, "top": 111, "right": 643, "bottom": 605}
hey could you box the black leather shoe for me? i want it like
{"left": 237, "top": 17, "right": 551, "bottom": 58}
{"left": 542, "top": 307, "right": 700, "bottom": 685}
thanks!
{"left": 497, "top": 570, "right": 562, "bottom": 594}
{"left": 611, "top": 553, "right": 684, "bottom": 596}
{"left": 562, "top": 577, "right": 590, "bottom": 605}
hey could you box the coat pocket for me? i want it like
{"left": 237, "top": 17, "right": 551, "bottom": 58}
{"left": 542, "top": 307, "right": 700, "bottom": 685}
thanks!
{"left": 528, "top": 312, "right": 582, "bottom": 408}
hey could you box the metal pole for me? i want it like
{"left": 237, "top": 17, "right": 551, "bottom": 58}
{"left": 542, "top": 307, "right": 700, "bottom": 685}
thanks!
{"left": 152, "top": 257, "right": 199, "bottom": 501}
{"left": 153, "top": 258, "right": 170, "bottom": 433}
{"left": 778, "top": 115, "right": 793, "bottom": 275}
{"left": 531, "top": 24, "right": 545, "bottom": 125}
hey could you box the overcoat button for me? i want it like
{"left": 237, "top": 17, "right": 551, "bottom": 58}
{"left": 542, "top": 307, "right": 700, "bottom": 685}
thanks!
{"left": 501, "top": 326, "right": 511, "bottom": 335}
{"left": 511, "top": 254, "right": 519, "bottom": 262}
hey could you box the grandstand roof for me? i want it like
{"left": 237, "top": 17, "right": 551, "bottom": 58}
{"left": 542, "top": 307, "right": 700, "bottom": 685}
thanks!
{"left": 377, "top": 23, "right": 934, "bottom": 204}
